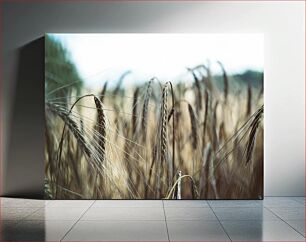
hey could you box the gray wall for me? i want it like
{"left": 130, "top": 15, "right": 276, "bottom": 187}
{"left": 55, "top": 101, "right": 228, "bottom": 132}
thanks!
{"left": 2, "top": 1, "right": 305, "bottom": 197}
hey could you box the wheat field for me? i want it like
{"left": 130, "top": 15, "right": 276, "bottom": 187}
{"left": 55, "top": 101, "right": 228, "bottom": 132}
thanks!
{"left": 45, "top": 58, "right": 264, "bottom": 199}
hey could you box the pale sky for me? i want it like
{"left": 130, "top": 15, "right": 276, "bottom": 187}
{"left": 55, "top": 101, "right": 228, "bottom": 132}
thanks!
{"left": 50, "top": 33, "right": 264, "bottom": 88}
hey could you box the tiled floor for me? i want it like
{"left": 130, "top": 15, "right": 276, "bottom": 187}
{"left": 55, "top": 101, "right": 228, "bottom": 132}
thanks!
{"left": 0, "top": 197, "right": 304, "bottom": 241}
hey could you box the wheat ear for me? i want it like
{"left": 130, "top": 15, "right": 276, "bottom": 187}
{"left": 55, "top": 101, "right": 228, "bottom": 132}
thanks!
{"left": 94, "top": 96, "right": 106, "bottom": 164}
{"left": 188, "top": 103, "right": 198, "bottom": 150}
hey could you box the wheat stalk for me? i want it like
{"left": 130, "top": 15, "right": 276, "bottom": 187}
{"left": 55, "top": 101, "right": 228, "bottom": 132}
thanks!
{"left": 244, "top": 105, "right": 263, "bottom": 164}
{"left": 218, "top": 61, "right": 228, "bottom": 104}
{"left": 246, "top": 81, "right": 252, "bottom": 117}
{"left": 132, "top": 87, "right": 139, "bottom": 136}
{"left": 141, "top": 79, "right": 152, "bottom": 143}
{"left": 188, "top": 103, "right": 198, "bottom": 150}
{"left": 94, "top": 96, "right": 106, "bottom": 164}
{"left": 47, "top": 103, "right": 91, "bottom": 157}
{"left": 187, "top": 68, "right": 202, "bottom": 112}
{"left": 100, "top": 81, "right": 108, "bottom": 103}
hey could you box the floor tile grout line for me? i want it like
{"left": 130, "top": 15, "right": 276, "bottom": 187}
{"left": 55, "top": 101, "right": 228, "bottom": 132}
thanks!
{"left": 162, "top": 200, "right": 170, "bottom": 242}
{"left": 264, "top": 206, "right": 305, "bottom": 238}
{"left": 60, "top": 200, "right": 96, "bottom": 241}
{"left": 208, "top": 202, "right": 232, "bottom": 242}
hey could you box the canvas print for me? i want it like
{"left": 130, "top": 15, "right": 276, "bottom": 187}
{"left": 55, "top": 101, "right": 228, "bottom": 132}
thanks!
{"left": 45, "top": 34, "right": 264, "bottom": 199}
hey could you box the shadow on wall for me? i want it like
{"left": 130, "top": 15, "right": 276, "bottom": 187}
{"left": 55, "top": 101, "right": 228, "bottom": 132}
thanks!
{"left": 1, "top": 219, "right": 46, "bottom": 241}
{"left": 5, "top": 37, "right": 44, "bottom": 199}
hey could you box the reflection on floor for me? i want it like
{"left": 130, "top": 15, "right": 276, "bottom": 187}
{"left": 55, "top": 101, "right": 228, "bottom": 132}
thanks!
{"left": 0, "top": 197, "right": 304, "bottom": 241}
